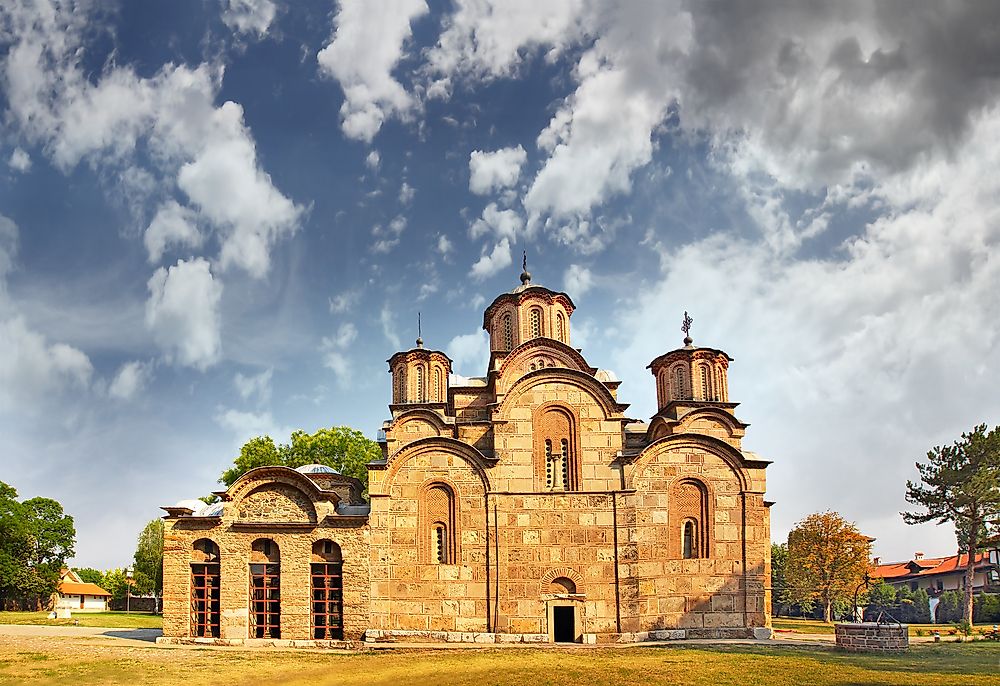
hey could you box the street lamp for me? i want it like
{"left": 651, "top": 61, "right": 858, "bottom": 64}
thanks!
{"left": 125, "top": 567, "right": 133, "bottom": 614}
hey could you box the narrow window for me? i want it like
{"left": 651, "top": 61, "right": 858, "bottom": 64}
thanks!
{"left": 415, "top": 365, "right": 425, "bottom": 402}
{"left": 433, "top": 367, "right": 442, "bottom": 402}
{"left": 250, "top": 539, "right": 280, "bottom": 639}
{"left": 560, "top": 438, "right": 570, "bottom": 490}
{"left": 191, "top": 539, "right": 220, "bottom": 638}
{"left": 700, "top": 366, "right": 711, "bottom": 401}
{"left": 682, "top": 521, "right": 696, "bottom": 559}
{"left": 545, "top": 439, "right": 554, "bottom": 489}
{"left": 556, "top": 313, "right": 565, "bottom": 342}
{"left": 673, "top": 366, "right": 686, "bottom": 400}
{"left": 502, "top": 314, "right": 513, "bottom": 350}
{"left": 530, "top": 308, "right": 542, "bottom": 338}
{"left": 311, "top": 541, "right": 343, "bottom": 640}
{"left": 423, "top": 484, "right": 457, "bottom": 564}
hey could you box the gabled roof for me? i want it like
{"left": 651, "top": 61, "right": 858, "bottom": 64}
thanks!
{"left": 872, "top": 552, "right": 991, "bottom": 580}
{"left": 58, "top": 581, "right": 111, "bottom": 597}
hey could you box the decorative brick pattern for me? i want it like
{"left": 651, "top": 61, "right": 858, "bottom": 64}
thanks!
{"left": 835, "top": 623, "right": 909, "bottom": 652}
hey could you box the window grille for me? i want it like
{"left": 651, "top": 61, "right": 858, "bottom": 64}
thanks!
{"left": 191, "top": 562, "right": 220, "bottom": 638}
{"left": 311, "top": 562, "right": 343, "bottom": 639}
{"left": 415, "top": 365, "right": 425, "bottom": 402}
{"left": 502, "top": 314, "right": 513, "bottom": 350}
{"left": 530, "top": 309, "right": 542, "bottom": 338}
{"left": 249, "top": 563, "right": 280, "bottom": 638}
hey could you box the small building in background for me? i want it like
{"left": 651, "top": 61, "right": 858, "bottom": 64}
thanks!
{"left": 54, "top": 568, "right": 111, "bottom": 612}
{"left": 872, "top": 551, "right": 998, "bottom": 596}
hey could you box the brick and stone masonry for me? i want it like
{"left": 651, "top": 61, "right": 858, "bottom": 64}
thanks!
{"left": 160, "top": 270, "right": 772, "bottom": 644}
{"left": 835, "top": 623, "right": 909, "bottom": 652}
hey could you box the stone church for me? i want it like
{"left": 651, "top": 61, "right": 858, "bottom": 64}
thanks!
{"left": 160, "top": 266, "right": 772, "bottom": 645}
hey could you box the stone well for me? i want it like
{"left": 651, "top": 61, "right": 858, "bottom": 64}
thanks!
{"left": 834, "top": 622, "right": 908, "bottom": 652}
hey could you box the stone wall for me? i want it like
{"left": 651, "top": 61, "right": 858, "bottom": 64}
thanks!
{"left": 835, "top": 623, "right": 909, "bottom": 652}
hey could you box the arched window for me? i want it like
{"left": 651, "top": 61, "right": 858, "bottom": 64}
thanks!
{"left": 421, "top": 483, "right": 457, "bottom": 564}
{"left": 671, "top": 479, "right": 709, "bottom": 559}
{"left": 191, "top": 539, "right": 220, "bottom": 638}
{"left": 311, "top": 540, "right": 343, "bottom": 639}
{"left": 556, "top": 313, "right": 565, "bottom": 342}
{"left": 529, "top": 308, "right": 542, "bottom": 338}
{"left": 250, "top": 539, "right": 280, "bottom": 638}
{"left": 502, "top": 313, "right": 514, "bottom": 350}
{"left": 682, "top": 520, "right": 697, "bottom": 559}
{"left": 415, "top": 365, "right": 425, "bottom": 402}
{"left": 672, "top": 365, "right": 687, "bottom": 400}
{"left": 658, "top": 369, "right": 667, "bottom": 407}
{"left": 700, "top": 365, "right": 712, "bottom": 401}
{"left": 395, "top": 368, "right": 406, "bottom": 403}
{"left": 535, "top": 406, "right": 578, "bottom": 491}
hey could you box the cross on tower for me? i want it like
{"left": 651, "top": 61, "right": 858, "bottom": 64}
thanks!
{"left": 681, "top": 311, "right": 693, "bottom": 346}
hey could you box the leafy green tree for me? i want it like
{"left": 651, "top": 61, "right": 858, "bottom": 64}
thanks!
{"left": 74, "top": 568, "right": 104, "bottom": 585}
{"left": 220, "top": 435, "right": 282, "bottom": 487}
{"left": 974, "top": 593, "right": 1000, "bottom": 623}
{"left": 219, "top": 427, "right": 380, "bottom": 493}
{"left": 0, "top": 482, "right": 75, "bottom": 610}
{"left": 864, "top": 580, "right": 897, "bottom": 620}
{"left": 903, "top": 423, "right": 1000, "bottom": 624}
{"left": 133, "top": 519, "right": 164, "bottom": 610}
{"left": 770, "top": 543, "right": 788, "bottom": 616}
{"left": 936, "top": 590, "right": 963, "bottom": 623}
{"left": 100, "top": 568, "right": 129, "bottom": 601}
{"left": 785, "top": 511, "right": 873, "bottom": 622}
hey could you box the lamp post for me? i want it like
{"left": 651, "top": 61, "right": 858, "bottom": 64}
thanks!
{"left": 125, "top": 567, "right": 133, "bottom": 614}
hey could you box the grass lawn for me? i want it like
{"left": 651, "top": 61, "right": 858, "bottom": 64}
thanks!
{"left": 772, "top": 616, "right": 996, "bottom": 636}
{"left": 0, "top": 612, "right": 162, "bottom": 629}
{"left": 0, "top": 640, "right": 998, "bottom": 686}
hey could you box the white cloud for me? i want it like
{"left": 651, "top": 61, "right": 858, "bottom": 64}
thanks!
{"left": 469, "top": 203, "right": 523, "bottom": 242}
{"left": 220, "top": 0, "right": 277, "bottom": 37}
{"left": 329, "top": 289, "right": 360, "bottom": 314}
{"left": 436, "top": 234, "right": 453, "bottom": 256}
{"left": 0, "top": 214, "right": 17, "bottom": 287}
{"left": 468, "top": 145, "right": 527, "bottom": 194}
{"left": 233, "top": 367, "right": 272, "bottom": 404}
{"left": 445, "top": 328, "right": 489, "bottom": 377}
{"left": 562, "top": 264, "right": 593, "bottom": 298}
{"left": 380, "top": 305, "right": 400, "bottom": 349}
{"left": 215, "top": 408, "right": 294, "bottom": 448}
{"left": 316, "top": 0, "right": 429, "bottom": 142}
{"left": 320, "top": 322, "right": 358, "bottom": 386}
{"left": 8, "top": 147, "right": 30, "bottom": 172}
{"left": 143, "top": 200, "right": 203, "bottom": 263}
{"left": 365, "top": 150, "right": 381, "bottom": 171}
{"left": 469, "top": 238, "right": 512, "bottom": 281}
{"left": 399, "top": 181, "right": 415, "bottom": 204}
{"left": 145, "top": 258, "right": 223, "bottom": 370}
{"left": 108, "top": 360, "right": 153, "bottom": 400}
{"left": 371, "top": 215, "right": 406, "bottom": 253}
{"left": 0, "top": 316, "right": 92, "bottom": 410}
{"left": 1, "top": 6, "right": 301, "bottom": 279}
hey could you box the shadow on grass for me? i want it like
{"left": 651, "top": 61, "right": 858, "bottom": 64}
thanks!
{"left": 669, "top": 641, "right": 1000, "bottom": 677}
{"left": 101, "top": 628, "right": 163, "bottom": 643}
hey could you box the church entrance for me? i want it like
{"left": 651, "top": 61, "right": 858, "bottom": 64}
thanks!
{"left": 552, "top": 605, "right": 575, "bottom": 643}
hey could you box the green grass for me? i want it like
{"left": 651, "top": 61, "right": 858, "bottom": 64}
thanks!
{"left": 0, "top": 641, "right": 998, "bottom": 686}
{"left": 772, "top": 616, "right": 996, "bottom": 636}
{"left": 0, "top": 611, "right": 162, "bottom": 629}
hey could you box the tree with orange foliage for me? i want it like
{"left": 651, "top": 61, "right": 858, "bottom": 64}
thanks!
{"left": 785, "top": 512, "right": 873, "bottom": 623}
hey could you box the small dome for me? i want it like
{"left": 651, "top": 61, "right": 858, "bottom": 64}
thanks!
{"left": 173, "top": 499, "right": 205, "bottom": 512}
{"left": 295, "top": 463, "right": 340, "bottom": 475}
{"left": 596, "top": 369, "right": 620, "bottom": 383}
{"left": 195, "top": 501, "right": 224, "bottom": 517}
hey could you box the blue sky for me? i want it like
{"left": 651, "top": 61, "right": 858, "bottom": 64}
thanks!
{"left": 2, "top": 1, "right": 999, "bottom": 568}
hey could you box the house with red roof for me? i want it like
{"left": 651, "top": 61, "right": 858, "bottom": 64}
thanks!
{"left": 871, "top": 550, "right": 999, "bottom": 597}
{"left": 53, "top": 568, "right": 111, "bottom": 612}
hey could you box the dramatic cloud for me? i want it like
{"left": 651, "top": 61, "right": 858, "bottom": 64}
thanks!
{"left": 108, "top": 360, "right": 153, "bottom": 400}
{"left": 220, "top": 0, "right": 277, "bottom": 37}
{"left": 469, "top": 238, "right": 512, "bottom": 281}
{"left": 320, "top": 323, "right": 358, "bottom": 386}
{"left": 316, "top": 0, "right": 429, "bottom": 142}
{"left": 468, "top": 145, "right": 527, "bottom": 195}
{"left": 469, "top": 203, "right": 523, "bottom": 242}
{"left": 145, "top": 258, "right": 223, "bottom": 370}
{"left": 562, "top": 263, "right": 592, "bottom": 298}
{"left": 0, "top": 316, "right": 93, "bottom": 410}
{"left": 233, "top": 367, "right": 272, "bottom": 404}
{"left": 143, "top": 201, "right": 203, "bottom": 264}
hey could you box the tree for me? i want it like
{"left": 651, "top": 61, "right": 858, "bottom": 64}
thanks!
{"left": 785, "top": 511, "right": 873, "bottom": 623}
{"left": 133, "top": 519, "right": 164, "bottom": 611}
{"left": 0, "top": 481, "right": 75, "bottom": 610}
{"left": 770, "top": 542, "right": 788, "bottom": 616}
{"left": 864, "top": 580, "right": 897, "bottom": 621}
{"left": 100, "top": 568, "right": 129, "bottom": 601}
{"left": 218, "top": 426, "right": 380, "bottom": 493}
{"left": 74, "top": 568, "right": 104, "bottom": 585}
{"left": 903, "top": 423, "right": 1000, "bottom": 624}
